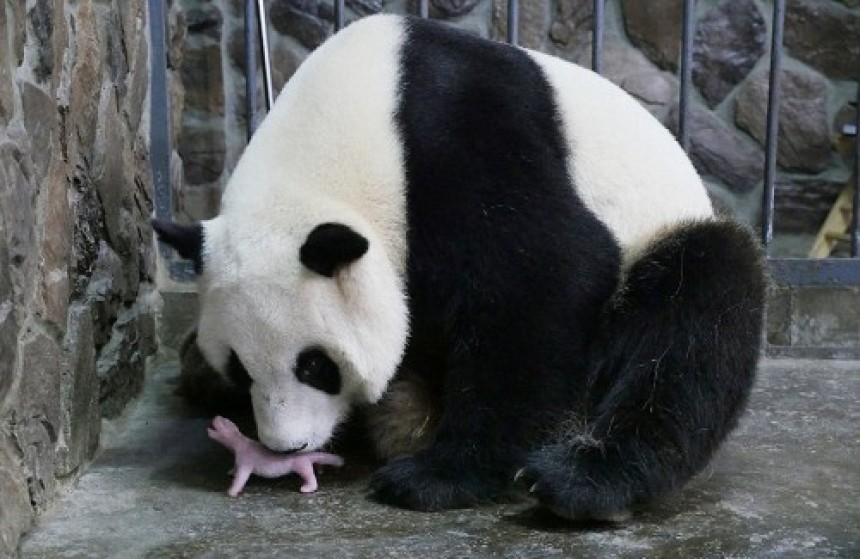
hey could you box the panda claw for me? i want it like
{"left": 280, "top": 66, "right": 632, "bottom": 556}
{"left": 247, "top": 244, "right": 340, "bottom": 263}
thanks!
{"left": 514, "top": 468, "right": 527, "bottom": 483}
{"left": 529, "top": 483, "right": 538, "bottom": 494}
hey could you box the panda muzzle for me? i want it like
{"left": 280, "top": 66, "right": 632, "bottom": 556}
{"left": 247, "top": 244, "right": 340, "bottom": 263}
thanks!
{"left": 277, "top": 442, "right": 309, "bottom": 454}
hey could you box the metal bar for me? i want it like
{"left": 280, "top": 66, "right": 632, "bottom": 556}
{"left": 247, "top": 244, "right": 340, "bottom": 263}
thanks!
{"left": 769, "top": 258, "right": 860, "bottom": 286}
{"left": 148, "top": 0, "right": 171, "bottom": 223}
{"left": 334, "top": 0, "right": 345, "bottom": 32}
{"left": 766, "top": 344, "right": 860, "bottom": 360}
{"left": 418, "top": 0, "right": 429, "bottom": 18}
{"left": 853, "top": 85, "right": 860, "bottom": 257}
{"left": 591, "top": 0, "right": 604, "bottom": 74}
{"left": 245, "top": 0, "right": 258, "bottom": 140}
{"left": 150, "top": 0, "right": 196, "bottom": 281}
{"left": 507, "top": 0, "right": 519, "bottom": 45}
{"left": 257, "top": 0, "right": 275, "bottom": 111}
{"left": 762, "top": 0, "right": 785, "bottom": 252}
{"left": 677, "top": 0, "right": 695, "bottom": 153}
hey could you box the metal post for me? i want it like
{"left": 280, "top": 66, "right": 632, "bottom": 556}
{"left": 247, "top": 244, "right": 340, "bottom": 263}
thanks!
{"left": 507, "top": 0, "right": 519, "bottom": 45}
{"left": 677, "top": 0, "right": 695, "bottom": 154}
{"left": 257, "top": 0, "right": 275, "bottom": 111}
{"left": 762, "top": 0, "right": 785, "bottom": 252}
{"left": 245, "top": 0, "right": 258, "bottom": 140}
{"left": 149, "top": 0, "right": 171, "bottom": 222}
{"left": 852, "top": 84, "right": 860, "bottom": 257}
{"left": 418, "top": 0, "right": 429, "bottom": 18}
{"left": 334, "top": 0, "right": 345, "bottom": 31}
{"left": 150, "top": 0, "right": 195, "bottom": 280}
{"left": 591, "top": 0, "right": 604, "bottom": 74}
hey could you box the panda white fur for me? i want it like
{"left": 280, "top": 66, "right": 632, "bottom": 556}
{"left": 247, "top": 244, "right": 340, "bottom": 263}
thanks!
{"left": 154, "top": 15, "right": 765, "bottom": 519}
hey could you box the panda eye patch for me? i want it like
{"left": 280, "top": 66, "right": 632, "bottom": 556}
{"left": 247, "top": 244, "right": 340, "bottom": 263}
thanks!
{"left": 294, "top": 348, "right": 341, "bottom": 395}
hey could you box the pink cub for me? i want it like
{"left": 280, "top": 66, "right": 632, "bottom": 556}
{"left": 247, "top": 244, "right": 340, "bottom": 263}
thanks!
{"left": 207, "top": 416, "right": 344, "bottom": 496}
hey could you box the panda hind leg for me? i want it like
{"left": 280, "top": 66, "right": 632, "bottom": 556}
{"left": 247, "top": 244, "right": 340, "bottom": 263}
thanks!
{"left": 516, "top": 424, "right": 636, "bottom": 521}
{"left": 517, "top": 220, "right": 765, "bottom": 521}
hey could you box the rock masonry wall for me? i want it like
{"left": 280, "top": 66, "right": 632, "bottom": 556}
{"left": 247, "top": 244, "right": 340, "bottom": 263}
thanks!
{"left": 173, "top": 0, "right": 858, "bottom": 248}
{"left": 0, "top": 0, "right": 157, "bottom": 553}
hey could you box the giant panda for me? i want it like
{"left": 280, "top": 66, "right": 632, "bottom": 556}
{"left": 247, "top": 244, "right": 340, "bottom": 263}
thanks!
{"left": 154, "top": 14, "right": 766, "bottom": 520}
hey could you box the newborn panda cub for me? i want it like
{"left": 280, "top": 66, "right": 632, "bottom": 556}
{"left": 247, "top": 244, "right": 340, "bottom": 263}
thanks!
{"left": 208, "top": 416, "right": 344, "bottom": 495}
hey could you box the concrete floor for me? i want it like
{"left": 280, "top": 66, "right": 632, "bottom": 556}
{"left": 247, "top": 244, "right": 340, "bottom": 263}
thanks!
{"left": 19, "top": 355, "right": 860, "bottom": 558}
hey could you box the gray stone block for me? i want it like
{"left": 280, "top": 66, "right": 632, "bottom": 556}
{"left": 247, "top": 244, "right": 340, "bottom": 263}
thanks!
{"left": 26, "top": 0, "right": 54, "bottom": 82}
{"left": 57, "top": 304, "right": 100, "bottom": 477}
{"left": 692, "top": 0, "right": 765, "bottom": 107}
{"left": 666, "top": 105, "right": 764, "bottom": 194}
{"left": 492, "top": 0, "right": 549, "bottom": 50}
{"left": 790, "top": 287, "right": 860, "bottom": 350}
{"left": 621, "top": 0, "right": 683, "bottom": 71}
{"left": 766, "top": 285, "right": 860, "bottom": 359}
{"left": 97, "top": 303, "right": 153, "bottom": 419}
{"left": 735, "top": 68, "right": 832, "bottom": 174}
{"left": 0, "top": 438, "right": 31, "bottom": 556}
{"left": 157, "top": 290, "right": 199, "bottom": 351}
{"left": 785, "top": 0, "right": 860, "bottom": 81}
{"left": 549, "top": 0, "right": 591, "bottom": 51}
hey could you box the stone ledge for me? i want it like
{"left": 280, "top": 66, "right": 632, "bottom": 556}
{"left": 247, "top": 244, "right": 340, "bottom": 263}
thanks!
{"left": 157, "top": 282, "right": 860, "bottom": 360}
{"left": 766, "top": 284, "right": 860, "bottom": 359}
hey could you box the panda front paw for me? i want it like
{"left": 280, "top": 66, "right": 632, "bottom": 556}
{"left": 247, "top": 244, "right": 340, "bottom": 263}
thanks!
{"left": 516, "top": 446, "right": 631, "bottom": 522}
{"left": 369, "top": 454, "right": 499, "bottom": 511}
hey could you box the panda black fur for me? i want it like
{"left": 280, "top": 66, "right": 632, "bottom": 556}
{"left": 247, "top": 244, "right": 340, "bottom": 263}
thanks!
{"left": 154, "top": 15, "right": 765, "bottom": 519}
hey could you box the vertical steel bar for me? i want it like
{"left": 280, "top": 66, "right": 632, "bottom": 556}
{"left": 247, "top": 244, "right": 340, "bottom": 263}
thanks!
{"left": 852, "top": 82, "right": 860, "bottom": 257}
{"left": 507, "top": 0, "right": 519, "bottom": 45}
{"left": 418, "top": 0, "right": 429, "bottom": 18}
{"left": 245, "top": 0, "right": 258, "bottom": 140}
{"left": 148, "top": 0, "right": 172, "bottom": 222}
{"left": 762, "top": 0, "right": 785, "bottom": 252}
{"left": 677, "top": 0, "right": 695, "bottom": 153}
{"left": 591, "top": 0, "right": 604, "bottom": 74}
{"left": 334, "top": 0, "right": 345, "bottom": 31}
{"left": 257, "top": 0, "right": 275, "bottom": 111}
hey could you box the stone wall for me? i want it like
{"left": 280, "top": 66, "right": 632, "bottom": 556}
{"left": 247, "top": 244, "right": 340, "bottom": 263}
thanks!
{"left": 172, "top": 0, "right": 858, "bottom": 256}
{"left": 0, "top": 0, "right": 156, "bottom": 553}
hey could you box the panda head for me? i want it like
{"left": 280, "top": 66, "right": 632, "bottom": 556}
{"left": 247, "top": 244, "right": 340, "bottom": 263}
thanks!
{"left": 153, "top": 215, "right": 409, "bottom": 453}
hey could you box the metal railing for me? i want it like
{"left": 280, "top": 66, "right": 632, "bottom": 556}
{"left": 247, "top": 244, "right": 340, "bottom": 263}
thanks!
{"left": 245, "top": 0, "right": 275, "bottom": 138}
{"left": 151, "top": 0, "right": 860, "bottom": 288}
{"left": 149, "top": 0, "right": 194, "bottom": 280}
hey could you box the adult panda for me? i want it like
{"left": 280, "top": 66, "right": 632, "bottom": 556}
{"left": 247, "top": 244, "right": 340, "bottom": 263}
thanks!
{"left": 154, "top": 14, "right": 765, "bottom": 520}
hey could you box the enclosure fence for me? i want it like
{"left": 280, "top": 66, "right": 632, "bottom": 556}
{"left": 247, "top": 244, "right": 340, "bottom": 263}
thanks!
{"left": 150, "top": 0, "right": 860, "bottom": 303}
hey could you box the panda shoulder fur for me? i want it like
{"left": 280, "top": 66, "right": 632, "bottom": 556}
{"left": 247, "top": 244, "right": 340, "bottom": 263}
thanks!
{"left": 154, "top": 14, "right": 765, "bottom": 520}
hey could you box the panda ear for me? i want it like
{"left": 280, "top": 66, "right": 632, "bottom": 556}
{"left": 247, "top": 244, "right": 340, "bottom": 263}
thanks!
{"left": 152, "top": 219, "right": 204, "bottom": 273}
{"left": 300, "top": 223, "right": 369, "bottom": 277}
